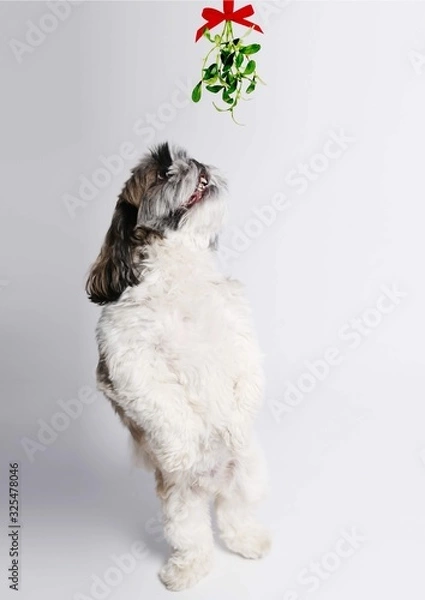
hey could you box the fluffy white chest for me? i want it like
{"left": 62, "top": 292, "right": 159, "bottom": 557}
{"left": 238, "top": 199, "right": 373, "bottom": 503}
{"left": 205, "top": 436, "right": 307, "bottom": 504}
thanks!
{"left": 97, "top": 238, "right": 261, "bottom": 426}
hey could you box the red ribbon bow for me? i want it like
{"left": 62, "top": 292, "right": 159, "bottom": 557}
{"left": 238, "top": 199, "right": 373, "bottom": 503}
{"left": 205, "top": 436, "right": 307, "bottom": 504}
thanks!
{"left": 195, "top": 0, "right": 263, "bottom": 42}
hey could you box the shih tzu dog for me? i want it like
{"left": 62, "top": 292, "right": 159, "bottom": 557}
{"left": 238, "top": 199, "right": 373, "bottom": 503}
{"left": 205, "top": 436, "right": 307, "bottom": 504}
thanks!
{"left": 86, "top": 143, "right": 270, "bottom": 591}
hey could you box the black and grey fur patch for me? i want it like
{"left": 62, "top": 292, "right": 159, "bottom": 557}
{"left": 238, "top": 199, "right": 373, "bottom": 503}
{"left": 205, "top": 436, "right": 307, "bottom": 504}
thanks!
{"left": 86, "top": 141, "right": 225, "bottom": 305}
{"left": 150, "top": 142, "right": 173, "bottom": 178}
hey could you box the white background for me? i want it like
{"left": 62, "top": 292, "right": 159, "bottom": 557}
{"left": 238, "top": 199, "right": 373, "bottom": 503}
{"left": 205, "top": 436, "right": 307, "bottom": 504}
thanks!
{"left": 1, "top": 1, "right": 425, "bottom": 599}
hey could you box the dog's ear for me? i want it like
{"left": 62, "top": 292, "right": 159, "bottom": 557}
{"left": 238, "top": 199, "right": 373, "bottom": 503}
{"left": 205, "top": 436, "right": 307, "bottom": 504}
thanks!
{"left": 86, "top": 153, "right": 164, "bottom": 305}
{"left": 85, "top": 199, "right": 140, "bottom": 305}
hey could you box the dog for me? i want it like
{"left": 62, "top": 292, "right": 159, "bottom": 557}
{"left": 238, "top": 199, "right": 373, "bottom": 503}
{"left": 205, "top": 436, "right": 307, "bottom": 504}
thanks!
{"left": 86, "top": 142, "right": 271, "bottom": 591}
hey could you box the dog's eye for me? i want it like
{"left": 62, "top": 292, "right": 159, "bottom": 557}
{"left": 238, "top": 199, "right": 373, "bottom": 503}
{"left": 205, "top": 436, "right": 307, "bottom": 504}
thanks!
{"left": 157, "top": 170, "right": 169, "bottom": 182}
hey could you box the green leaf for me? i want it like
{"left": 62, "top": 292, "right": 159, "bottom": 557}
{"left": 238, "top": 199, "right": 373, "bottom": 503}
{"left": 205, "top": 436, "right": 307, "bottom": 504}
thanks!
{"left": 246, "top": 79, "right": 256, "bottom": 94}
{"left": 206, "top": 84, "right": 224, "bottom": 93}
{"left": 203, "top": 63, "right": 218, "bottom": 80}
{"left": 220, "top": 50, "right": 230, "bottom": 63}
{"left": 240, "top": 44, "right": 261, "bottom": 55}
{"left": 222, "top": 52, "right": 235, "bottom": 73}
{"left": 191, "top": 81, "right": 202, "bottom": 103}
{"left": 235, "top": 53, "right": 244, "bottom": 68}
{"left": 226, "top": 73, "right": 237, "bottom": 93}
{"left": 244, "top": 59, "right": 256, "bottom": 75}
{"left": 228, "top": 79, "right": 238, "bottom": 94}
{"left": 222, "top": 89, "right": 234, "bottom": 105}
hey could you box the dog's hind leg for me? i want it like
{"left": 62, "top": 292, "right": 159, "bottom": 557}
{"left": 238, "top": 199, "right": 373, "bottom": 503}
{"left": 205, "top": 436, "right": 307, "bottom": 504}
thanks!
{"left": 214, "top": 438, "right": 271, "bottom": 559}
{"left": 156, "top": 471, "right": 214, "bottom": 591}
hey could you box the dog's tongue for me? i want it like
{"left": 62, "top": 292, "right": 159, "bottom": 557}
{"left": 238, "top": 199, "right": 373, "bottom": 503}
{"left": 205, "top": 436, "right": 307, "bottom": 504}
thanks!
{"left": 186, "top": 189, "right": 203, "bottom": 208}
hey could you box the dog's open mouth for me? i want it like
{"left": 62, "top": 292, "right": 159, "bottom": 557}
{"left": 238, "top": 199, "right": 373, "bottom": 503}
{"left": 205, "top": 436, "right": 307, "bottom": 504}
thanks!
{"left": 185, "top": 173, "right": 208, "bottom": 208}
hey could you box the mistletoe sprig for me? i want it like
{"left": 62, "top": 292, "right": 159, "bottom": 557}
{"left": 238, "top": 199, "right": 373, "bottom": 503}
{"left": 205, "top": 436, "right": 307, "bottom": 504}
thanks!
{"left": 192, "top": 21, "right": 264, "bottom": 123}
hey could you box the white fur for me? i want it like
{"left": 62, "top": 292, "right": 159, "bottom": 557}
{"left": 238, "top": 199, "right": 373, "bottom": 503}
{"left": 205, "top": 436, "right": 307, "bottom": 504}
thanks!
{"left": 95, "top": 196, "right": 270, "bottom": 590}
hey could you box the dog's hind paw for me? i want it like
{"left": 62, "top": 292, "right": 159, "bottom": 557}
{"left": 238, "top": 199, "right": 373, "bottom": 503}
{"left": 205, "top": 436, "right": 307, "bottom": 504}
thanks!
{"left": 223, "top": 524, "right": 271, "bottom": 559}
{"left": 159, "top": 551, "right": 212, "bottom": 591}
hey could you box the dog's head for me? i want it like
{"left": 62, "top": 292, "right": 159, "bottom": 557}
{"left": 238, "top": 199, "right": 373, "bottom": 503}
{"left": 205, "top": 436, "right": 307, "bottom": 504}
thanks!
{"left": 85, "top": 142, "right": 227, "bottom": 305}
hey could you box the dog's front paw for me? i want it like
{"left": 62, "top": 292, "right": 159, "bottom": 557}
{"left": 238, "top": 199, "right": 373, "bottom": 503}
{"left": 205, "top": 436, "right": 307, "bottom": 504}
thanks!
{"left": 222, "top": 524, "right": 271, "bottom": 559}
{"left": 159, "top": 551, "right": 212, "bottom": 591}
